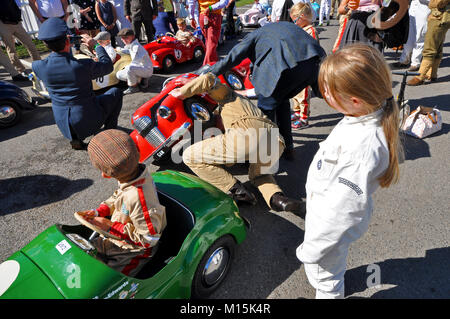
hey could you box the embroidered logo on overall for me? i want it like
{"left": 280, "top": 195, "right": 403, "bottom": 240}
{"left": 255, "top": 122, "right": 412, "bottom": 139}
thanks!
{"left": 338, "top": 177, "right": 363, "bottom": 195}
{"left": 121, "top": 203, "right": 130, "bottom": 216}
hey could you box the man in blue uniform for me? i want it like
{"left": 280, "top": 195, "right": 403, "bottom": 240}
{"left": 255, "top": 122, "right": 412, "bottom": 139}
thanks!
{"left": 32, "top": 18, "right": 123, "bottom": 150}
{"left": 209, "top": 22, "right": 326, "bottom": 160}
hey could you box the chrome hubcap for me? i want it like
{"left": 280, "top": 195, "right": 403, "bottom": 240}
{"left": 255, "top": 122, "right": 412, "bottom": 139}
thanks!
{"left": 227, "top": 74, "right": 243, "bottom": 90}
{"left": 194, "top": 49, "right": 203, "bottom": 58}
{"left": 190, "top": 103, "right": 210, "bottom": 122}
{"left": 0, "top": 106, "right": 16, "bottom": 124}
{"left": 202, "top": 247, "right": 229, "bottom": 287}
{"left": 165, "top": 58, "right": 173, "bottom": 68}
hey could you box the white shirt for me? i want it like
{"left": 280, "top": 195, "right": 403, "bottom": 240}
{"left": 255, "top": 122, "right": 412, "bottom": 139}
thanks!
{"left": 119, "top": 39, "right": 153, "bottom": 69}
{"left": 103, "top": 43, "right": 117, "bottom": 62}
{"left": 36, "top": 0, "right": 65, "bottom": 18}
{"left": 297, "top": 109, "right": 389, "bottom": 264}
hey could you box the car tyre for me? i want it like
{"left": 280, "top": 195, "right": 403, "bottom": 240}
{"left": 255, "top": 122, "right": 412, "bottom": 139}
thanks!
{"left": 162, "top": 55, "right": 176, "bottom": 73}
{"left": 191, "top": 235, "right": 236, "bottom": 299}
{"left": 0, "top": 100, "right": 22, "bottom": 129}
{"left": 193, "top": 46, "right": 204, "bottom": 63}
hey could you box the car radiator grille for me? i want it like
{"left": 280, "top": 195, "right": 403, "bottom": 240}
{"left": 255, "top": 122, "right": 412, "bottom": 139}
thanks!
{"left": 145, "top": 127, "right": 166, "bottom": 148}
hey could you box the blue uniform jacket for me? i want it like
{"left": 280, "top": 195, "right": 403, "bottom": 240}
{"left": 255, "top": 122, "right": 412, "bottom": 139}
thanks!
{"left": 210, "top": 22, "right": 326, "bottom": 98}
{"left": 32, "top": 46, "right": 113, "bottom": 140}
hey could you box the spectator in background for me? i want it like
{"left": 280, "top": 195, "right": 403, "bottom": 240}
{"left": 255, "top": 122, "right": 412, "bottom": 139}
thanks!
{"left": 0, "top": 50, "right": 29, "bottom": 81}
{"left": 95, "top": 0, "right": 119, "bottom": 47}
{"left": 73, "top": 0, "right": 101, "bottom": 37}
{"left": 125, "top": 0, "right": 158, "bottom": 43}
{"left": 394, "top": 0, "right": 431, "bottom": 71}
{"left": 407, "top": 0, "right": 450, "bottom": 86}
{"left": 337, "top": 0, "right": 383, "bottom": 51}
{"left": 189, "top": 0, "right": 230, "bottom": 65}
{"left": 160, "top": 0, "right": 179, "bottom": 34}
{"left": 29, "top": 0, "right": 68, "bottom": 22}
{"left": 224, "top": 0, "right": 236, "bottom": 39}
{"left": 290, "top": 3, "right": 320, "bottom": 130}
{"left": 110, "top": 0, "right": 132, "bottom": 47}
{"left": 0, "top": 0, "right": 41, "bottom": 77}
{"left": 319, "top": 0, "right": 331, "bottom": 26}
{"left": 330, "top": 0, "right": 341, "bottom": 19}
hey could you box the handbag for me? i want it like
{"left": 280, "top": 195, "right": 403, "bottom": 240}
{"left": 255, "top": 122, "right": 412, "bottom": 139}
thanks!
{"left": 401, "top": 106, "right": 442, "bottom": 138}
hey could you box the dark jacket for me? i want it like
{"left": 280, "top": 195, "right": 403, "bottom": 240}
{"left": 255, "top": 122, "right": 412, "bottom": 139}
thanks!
{"left": 32, "top": 46, "right": 113, "bottom": 140}
{"left": 0, "top": 0, "right": 22, "bottom": 24}
{"left": 210, "top": 22, "right": 326, "bottom": 98}
{"left": 124, "top": 0, "right": 158, "bottom": 21}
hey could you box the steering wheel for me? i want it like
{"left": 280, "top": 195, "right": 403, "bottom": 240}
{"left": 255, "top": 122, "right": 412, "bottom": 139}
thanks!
{"left": 74, "top": 212, "right": 121, "bottom": 240}
{"left": 165, "top": 32, "right": 175, "bottom": 37}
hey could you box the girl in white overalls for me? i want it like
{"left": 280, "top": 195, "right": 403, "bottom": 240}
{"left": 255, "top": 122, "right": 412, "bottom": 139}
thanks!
{"left": 296, "top": 43, "right": 403, "bottom": 298}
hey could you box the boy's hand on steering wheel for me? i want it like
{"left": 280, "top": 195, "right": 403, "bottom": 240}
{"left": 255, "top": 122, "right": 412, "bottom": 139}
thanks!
{"left": 88, "top": 217, "right": 113, "bottom": 232}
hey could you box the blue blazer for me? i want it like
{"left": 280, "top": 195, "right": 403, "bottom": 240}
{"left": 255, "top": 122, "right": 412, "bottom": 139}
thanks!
{"left": 210, "top": 22, "right": 326, "bottom": 98}
{"left": 32, "top": 46, "right": 113, "bottom": 140}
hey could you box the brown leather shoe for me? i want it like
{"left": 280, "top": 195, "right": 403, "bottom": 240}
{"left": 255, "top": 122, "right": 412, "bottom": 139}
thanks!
{"left": 407, "top": 77, "right": 424, "bottom": 86}
{"left": 270, "top": 192, "right": 305, "bottom": 217}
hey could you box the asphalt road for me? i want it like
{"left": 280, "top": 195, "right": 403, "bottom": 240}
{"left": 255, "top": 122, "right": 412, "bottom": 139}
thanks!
{"left": 1, "top": 7, "right": 449, "bottom": 299}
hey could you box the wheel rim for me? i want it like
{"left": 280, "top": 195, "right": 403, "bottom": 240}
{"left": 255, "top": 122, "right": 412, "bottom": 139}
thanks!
{"left": 202, "top": 247, "right": 230, "bottom": 287}
{"left": 227, "top": 73, "right": 243, "bottom": 90}
{"left": 0, "top": 105, "right": 17, "bottom": 125}
{"left": 194, "top": 48, "right": 203, "bottom": 59}
{"left": 165, "top": 57, "right": 173, "bottom": 69}
{"left": 190, "top": 103, "right": 210, "bottom": 122}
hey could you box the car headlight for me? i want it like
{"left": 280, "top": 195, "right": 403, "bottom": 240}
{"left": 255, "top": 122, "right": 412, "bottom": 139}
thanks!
{"left": 152, "top": 53, "right": 158, "bottom": 60}
{"left": 133, "top": 115, "right": 152, "bottom": 134}
{"left": 157, "top": 105, "right": 172, "bottom": 119}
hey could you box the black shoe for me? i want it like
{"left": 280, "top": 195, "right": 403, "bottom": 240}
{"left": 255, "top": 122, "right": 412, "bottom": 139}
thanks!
{"left": 12, "top": 74, "right": 29, "bottom": 82}
{"left": 70, "top": 139, "right": 88, "bottom": 150}
{"left": 270, "top": 192, "right": 305, "bottom": 216}
{"left": 228, "top": 181, "right": 257, "bottom": 205}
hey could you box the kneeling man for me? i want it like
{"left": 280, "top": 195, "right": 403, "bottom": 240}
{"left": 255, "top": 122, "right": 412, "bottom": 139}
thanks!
{"left": 170, "top": 73, "right": 304, "bottom": 214}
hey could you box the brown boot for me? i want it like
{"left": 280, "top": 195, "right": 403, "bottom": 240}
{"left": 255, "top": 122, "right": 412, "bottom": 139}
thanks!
{"left": 407, "top": 76, "right": 425, "bottom": 86}
{"left": 426, "top": 58, "right": 441, "bottom": 82}
{"left": 407, "top": 58, "right": 433, "bottom": 86}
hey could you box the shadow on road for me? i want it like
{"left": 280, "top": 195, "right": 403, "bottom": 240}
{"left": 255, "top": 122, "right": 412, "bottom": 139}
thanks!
{"left": 345, "top": 246, "right": 450, "bottom": 298}
{"left": 0, "top": 175, "right": 93, "bottom": 216}
{"left": 0, "top": 105, "right": 54, "bottom": 142}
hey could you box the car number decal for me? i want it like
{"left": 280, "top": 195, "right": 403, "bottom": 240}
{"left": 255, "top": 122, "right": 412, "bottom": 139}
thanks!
{"left": 95, "top": 75, "right": 109, "bottom": 88}
{"left": 174, "top": 49, "right": 182, "bottom": 60}
{"left": 56, "top": 240, "right": 71, "bottom": 255}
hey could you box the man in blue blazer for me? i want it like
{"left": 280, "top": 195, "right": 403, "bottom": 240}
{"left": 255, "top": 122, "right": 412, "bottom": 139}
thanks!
{"left": 32, "top": 18, "right": 123, "bottom": 150}
{"left": 210, "top": 21, "right": 326, "bottom": 160}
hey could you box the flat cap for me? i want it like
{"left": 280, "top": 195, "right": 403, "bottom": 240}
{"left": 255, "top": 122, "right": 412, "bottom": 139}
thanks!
{"left": 94, "top": 31, "right": 111, "bottom": 41}
{"left": 88, "top": 129, "right": 140, "bottom": 182}
{"left": 38, "top": 17, "right": 68, "bottom": 41}
{"left": 117, "top": 28, "right": 135, "bottom": 37}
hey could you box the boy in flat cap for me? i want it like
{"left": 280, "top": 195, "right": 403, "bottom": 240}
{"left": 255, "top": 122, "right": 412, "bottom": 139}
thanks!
{"left": 171, "top": 73, "right": 304, "bottom": 214}
{"left": 80, "top": 129, "right": 167, "bottom": 277}
{"left": 116, "top": 28, "right": 153, "bottom": 94}
{"left": 32, "top": 17, "right": 123, "bottom": 150}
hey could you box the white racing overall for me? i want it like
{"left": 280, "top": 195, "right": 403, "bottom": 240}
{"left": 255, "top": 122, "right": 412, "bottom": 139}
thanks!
{"left": 296, "top": 109, "right": 390, "bottom": 298}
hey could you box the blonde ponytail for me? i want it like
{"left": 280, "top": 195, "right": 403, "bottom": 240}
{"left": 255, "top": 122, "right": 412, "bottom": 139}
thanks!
{"left": 319, "top": 43, "right": 402, "bottom": 188}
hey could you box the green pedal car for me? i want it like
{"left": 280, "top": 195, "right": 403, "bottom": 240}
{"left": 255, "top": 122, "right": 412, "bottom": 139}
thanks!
{"left": 0, "top": 170, "right": 248, "bottom": 299}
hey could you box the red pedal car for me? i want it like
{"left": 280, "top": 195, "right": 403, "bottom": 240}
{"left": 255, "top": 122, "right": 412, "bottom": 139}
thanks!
{"left": 144, "top": 35, "right": 206, "bottom": 73}
{"left": 130, "top": 72, "right": 219, "bottom": 164}
{"left": 131, "top": 60, "right": 255, "bottom": 164}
